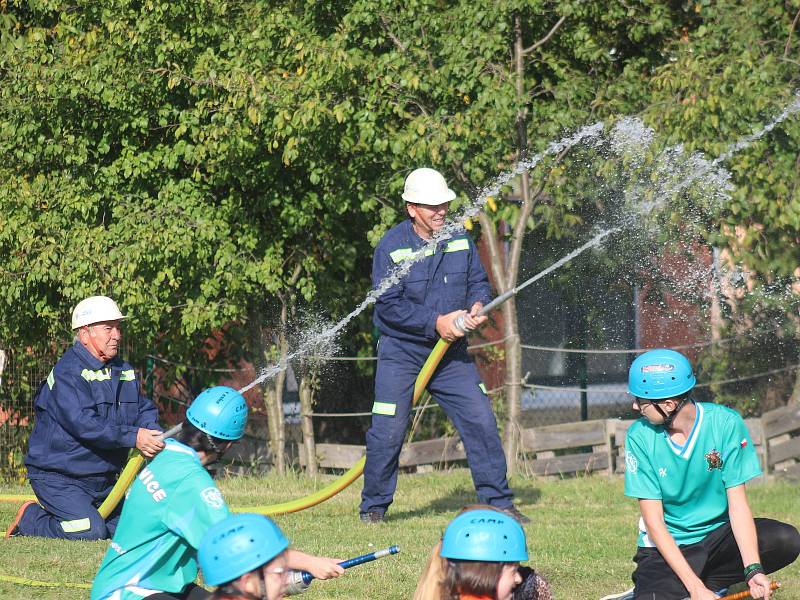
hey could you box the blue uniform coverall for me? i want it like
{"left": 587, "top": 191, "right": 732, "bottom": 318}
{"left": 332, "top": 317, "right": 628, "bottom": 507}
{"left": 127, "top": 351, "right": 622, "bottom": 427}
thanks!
{"left": 19, "top": 341, "right": 161, "bottom": 540}
{"left": 360, "top": 219, "right": 513, "bottom": 515}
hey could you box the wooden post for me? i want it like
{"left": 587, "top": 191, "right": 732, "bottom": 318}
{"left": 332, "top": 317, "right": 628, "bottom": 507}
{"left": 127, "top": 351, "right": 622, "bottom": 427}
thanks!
{"left": 604, "top": 419, "right": 615, "bottom": 476}
{"left": 299, "top": 370, "right": 318, "bottom": 477}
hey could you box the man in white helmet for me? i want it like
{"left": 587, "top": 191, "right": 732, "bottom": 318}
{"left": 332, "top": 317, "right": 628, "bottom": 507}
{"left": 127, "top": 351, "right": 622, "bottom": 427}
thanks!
{"left": 5, "top": 296, "right": 164, "bottom": 540}
{"left": 360, "top": 168, "right": 526, "bottom": 524}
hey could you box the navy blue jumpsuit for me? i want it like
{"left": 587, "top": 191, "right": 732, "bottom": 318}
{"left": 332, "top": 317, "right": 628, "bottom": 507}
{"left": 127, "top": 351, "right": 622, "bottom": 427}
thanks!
{"left": 360, "top": 219, "right": 513, "bottom": 515}
{"left": 20, "top": 341, "right": 161, "bottom": 539}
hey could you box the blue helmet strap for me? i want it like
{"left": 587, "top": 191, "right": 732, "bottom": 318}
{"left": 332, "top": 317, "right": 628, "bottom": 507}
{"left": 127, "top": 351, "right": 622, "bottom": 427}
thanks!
{"left": 258, "top": 570, "right": 268, "bottom": 600}
{"left": 202, "top": 434, "right": 226, "bottom": 472}
{"left": 657, "top": 396, "right": 688, "bottom": 429}
{"left": 226, "top": 571, "right": 268, "bottom": 600}
{"left": 205, "top": 432, "right": 221, "bottom": 454}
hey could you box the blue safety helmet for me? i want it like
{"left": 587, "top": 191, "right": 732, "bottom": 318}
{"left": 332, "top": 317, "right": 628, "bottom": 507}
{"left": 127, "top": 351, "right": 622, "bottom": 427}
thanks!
{"left": 440, "top": 509, "right": 528, "bottom": 562}
{"left": 186, "top": 386, "right": 248, "bottom": 440}
{"left": 628, "top": 349, "right": 696, "bottom": 400}
{"left": 198, "top": 513, "right": 290, "bottom": 586}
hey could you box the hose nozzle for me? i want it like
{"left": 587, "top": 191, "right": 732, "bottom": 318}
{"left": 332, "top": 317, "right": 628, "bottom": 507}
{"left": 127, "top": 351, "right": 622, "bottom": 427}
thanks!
{"left": 453, "top": 313, "right": 474, "bottom": 334}
{"left": 283, "top": 546, "right": 400, "bottom": 596}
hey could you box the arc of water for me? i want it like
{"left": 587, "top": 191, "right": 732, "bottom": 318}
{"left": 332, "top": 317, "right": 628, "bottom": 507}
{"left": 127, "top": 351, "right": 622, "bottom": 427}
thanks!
{"left": 237, "top": 228, "right": 615, "bottom": 517}
{"left": 93, "top": 93, "right": 800, "bottom": 520}
{"left": 240, "top": 122, "right": 607, "bottom": 393}
{"left": 232, "top": 94, "right": 800, "bottom": 517}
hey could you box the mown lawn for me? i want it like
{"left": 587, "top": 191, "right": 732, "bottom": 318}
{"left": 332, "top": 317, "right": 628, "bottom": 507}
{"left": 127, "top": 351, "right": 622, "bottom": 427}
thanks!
{"left": 1, "top": 471, "right": 798, "bottom": 599}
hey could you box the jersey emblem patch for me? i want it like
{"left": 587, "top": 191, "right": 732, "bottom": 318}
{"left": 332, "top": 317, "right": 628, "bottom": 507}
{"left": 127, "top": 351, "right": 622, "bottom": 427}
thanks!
{"left": 740, "top": 438, "right": 748, "bottom": 448}
{"left": 200, "top": 487, "right": 225, "bottom": 509}
{"left": 705, "top": 448, "right": 724, "bottom": 471}
{"left": 658, "top": 467, "right": 667, "bottom": 478}
{"left": 625, "top": 452, "right": 638, "bottom": 474}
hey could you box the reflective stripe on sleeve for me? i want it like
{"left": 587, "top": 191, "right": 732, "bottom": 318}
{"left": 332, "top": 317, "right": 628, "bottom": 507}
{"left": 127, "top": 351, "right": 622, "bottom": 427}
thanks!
{"left": 390, "top": 246, "right": 436, "bottom": 263}
{"left": 372, "top": 402, "right": 397, "bottom": 416}
{"left": 47, "top": 369, "right": 55, "bottom": 390}
{"left": 478, "top": 383, "right": 488, "bottom": 395}
{"left": 444, "top": 238, "right": 469, "bottom": 253}
{"left": 60, "top": 518, "right": 91, "bottom": 533}
{"left": 389, "top": 248, "right": 413, "bottom": 263}
{"left": 80, "top": 368, "right": 111, "bottom": 382}
{"left": 119, "top": 369, "right": 135, "bottom": 381}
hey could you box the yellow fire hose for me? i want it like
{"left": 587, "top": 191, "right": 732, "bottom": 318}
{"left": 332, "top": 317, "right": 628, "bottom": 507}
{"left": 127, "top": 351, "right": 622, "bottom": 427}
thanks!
{"left": 96, "top": 423, "right": 183, "bottom": 518}
{"left": 0, "top": 338, "right": 456, "bottom": 519}
{"left": 0, "top": 339, "right": 453, "bottom": 521}
{"left": 239, "top": 337, "right": 453, "bottom": 516}
{"left": 0, "top": 574, "right": 90, "bottom": 589}
{"left": 1, "top": 338, "right": 460, "bottom": 521}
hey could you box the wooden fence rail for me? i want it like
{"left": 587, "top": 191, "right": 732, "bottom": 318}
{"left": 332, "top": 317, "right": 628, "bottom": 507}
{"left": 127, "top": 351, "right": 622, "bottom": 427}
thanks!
{"left": 299, "top": 404, "right": 800, "bottom": 479}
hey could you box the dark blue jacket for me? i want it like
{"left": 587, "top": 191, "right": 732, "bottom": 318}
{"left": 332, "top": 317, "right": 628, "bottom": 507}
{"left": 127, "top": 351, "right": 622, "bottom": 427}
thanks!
{"left": 372, "top": 219, "right": 493, "bottom": 344}
{"left": 25, "top": 342, "right": 161, "bottom": 478}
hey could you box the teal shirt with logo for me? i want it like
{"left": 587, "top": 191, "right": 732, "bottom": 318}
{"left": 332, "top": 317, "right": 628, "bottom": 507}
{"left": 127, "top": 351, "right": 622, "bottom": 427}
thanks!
{"left": 624, "top": 402, "right": 761, "bottom": 547}
{"left": 91, "top": 439, "right": 230, "bottom": 599}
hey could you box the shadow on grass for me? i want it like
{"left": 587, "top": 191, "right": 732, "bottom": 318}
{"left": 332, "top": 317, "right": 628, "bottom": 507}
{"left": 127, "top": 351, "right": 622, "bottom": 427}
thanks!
{"left": 389, "top": 483, "right": 542, "bottom": 522}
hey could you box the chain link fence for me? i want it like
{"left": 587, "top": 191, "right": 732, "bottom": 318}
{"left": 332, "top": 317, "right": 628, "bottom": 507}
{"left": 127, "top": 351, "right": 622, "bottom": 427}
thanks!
{"left": 0, "top": 347, "right": 57, "bottom": 482}
{"left": 1, "top": 337, "right": 797, "bottom": 480}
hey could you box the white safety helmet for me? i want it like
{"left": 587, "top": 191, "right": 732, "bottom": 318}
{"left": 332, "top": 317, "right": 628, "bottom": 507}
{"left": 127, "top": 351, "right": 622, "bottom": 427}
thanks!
{"left": 71, "top": 296, "right": 127, "bottom": 329}
{"left": 402, "top": 168, "right": 456, "bottom": 205}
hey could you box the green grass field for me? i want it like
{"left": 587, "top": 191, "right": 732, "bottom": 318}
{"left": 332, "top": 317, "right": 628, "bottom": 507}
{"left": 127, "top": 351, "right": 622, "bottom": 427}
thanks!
{"left": 1, "top": 471, "right": 798, "bottom": 599}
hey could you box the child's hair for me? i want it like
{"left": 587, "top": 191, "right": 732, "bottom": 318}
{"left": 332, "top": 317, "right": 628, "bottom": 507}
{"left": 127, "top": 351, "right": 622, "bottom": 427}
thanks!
{"left": 174, "top": 420, "right": 228, "bottom": 454}
{"left": 443, "top": 559, "right": 505, "bottom": 600}
{"left": 413, "top": 539, "right": 445, "bottom": 600}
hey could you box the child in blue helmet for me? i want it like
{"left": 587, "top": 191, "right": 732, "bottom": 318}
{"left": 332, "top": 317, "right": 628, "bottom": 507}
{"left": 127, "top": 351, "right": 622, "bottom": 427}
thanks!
{"left": 198, "top": 513, "right": 290, "bottom": 600}
{"left": 415, "top": 508, "right": 533, "bottom": 600}
{"left": 91, "top": 387, "right": 343, "bottom": 600}
{"left": 415, "top": 505, "right": 551, "bottom": 600}
{"left": 623, "top": 349, "right": 800, "bottom": 600}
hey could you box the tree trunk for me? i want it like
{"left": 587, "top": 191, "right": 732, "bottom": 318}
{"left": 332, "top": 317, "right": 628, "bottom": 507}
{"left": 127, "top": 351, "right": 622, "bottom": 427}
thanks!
{"left": 262, "top": 309, "right": 290, "bottom": 475}
{"left": 465, "top": 13, "right": 564, "bottom": 474}
{"left": 709, "top": 247, "right": 724, "bottom": 347}
{"left": 271, "top": 317, "right": 289, "bottom": 475}
{"left": 299, "top": 369, "right": 318, "bottom": 476}
{"left": 271, "top": 364, "right": 287, "bottom": 475}
{"left": 262, "top": 359, "right": 280, "bottom": 471}
{"left": 708, "top": 247, "right": 725, "bottom": 400}
{"left": 499, "top": 14, "right": 535, "bottom": 475}
{"left": 265, "top": 264, "right": 302, "bottom": 475}
{"left": 502, "top": 297, "right": 522, "bottom": 472}
{"left": 790, "top": 313, "right": 800, "bottom": 406}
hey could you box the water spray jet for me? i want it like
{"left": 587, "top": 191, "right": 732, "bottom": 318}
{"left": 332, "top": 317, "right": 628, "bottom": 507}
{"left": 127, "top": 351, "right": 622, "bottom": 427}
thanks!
{"left": 92, "top": 92, "right": 800, "bottom": 520}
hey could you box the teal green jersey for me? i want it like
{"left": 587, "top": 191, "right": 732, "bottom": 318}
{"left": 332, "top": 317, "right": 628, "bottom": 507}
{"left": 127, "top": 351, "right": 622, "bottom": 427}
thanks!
{"left": 624, "top": 402, "right": 761, "bottom": 547}
{"left": 91, "top": 439, "right": 231, "bottom": 599}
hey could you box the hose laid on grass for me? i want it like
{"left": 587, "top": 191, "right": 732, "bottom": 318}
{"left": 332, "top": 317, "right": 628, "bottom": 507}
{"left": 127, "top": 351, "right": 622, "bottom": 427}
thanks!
{"left": 0, "top": 339, "right": 457, "bottom": 520}
{"left": 240, "top": 338, "right": 452, "bottom": 516}
{"left": 0, "top": 574, "right": 90, "bottom": 589}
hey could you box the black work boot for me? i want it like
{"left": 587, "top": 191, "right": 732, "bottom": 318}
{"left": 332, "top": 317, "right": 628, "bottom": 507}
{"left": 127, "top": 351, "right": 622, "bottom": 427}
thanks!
{"left": 500, "top": 505, "right": 530, "bottom": 524}
{"left": 359, "top": 511, "right": 384, "bottom": 524}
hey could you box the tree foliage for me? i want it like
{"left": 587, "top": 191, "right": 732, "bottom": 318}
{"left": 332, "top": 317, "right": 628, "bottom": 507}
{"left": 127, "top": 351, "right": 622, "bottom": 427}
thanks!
{"left": 1, "top": 0, "right": 799, "bottom": 422}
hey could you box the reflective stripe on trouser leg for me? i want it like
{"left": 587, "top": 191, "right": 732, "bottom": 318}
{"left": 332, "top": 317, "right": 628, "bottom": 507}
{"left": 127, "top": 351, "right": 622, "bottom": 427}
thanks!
{"left": 60, "top": 518, "right": 91, "bottom": 533}
{"left": 22, "top": 472, "right": 111, "bottom": 540}
{"left": 429, "top": 358, "right": 513, "bottom": 507}
{"left": 372, "top": 402, "right": 397, "bottom": 416}
{"left": 361, "top": 337, "right": 417, "bottom": 514}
